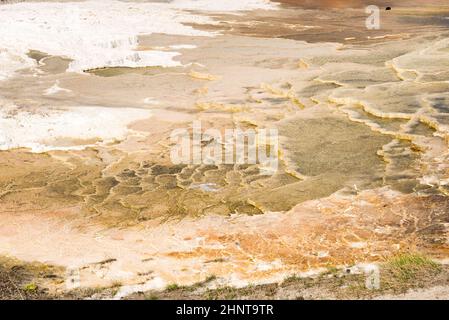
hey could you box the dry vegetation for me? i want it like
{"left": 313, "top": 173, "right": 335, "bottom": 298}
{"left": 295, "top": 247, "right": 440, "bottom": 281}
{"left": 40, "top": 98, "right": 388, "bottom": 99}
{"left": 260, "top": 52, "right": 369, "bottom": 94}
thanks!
{"left": 1, "top": 252, "right": 448, "bottom": 300}
{"left": 125, "top": 253, "right": 449, "bottom": 300}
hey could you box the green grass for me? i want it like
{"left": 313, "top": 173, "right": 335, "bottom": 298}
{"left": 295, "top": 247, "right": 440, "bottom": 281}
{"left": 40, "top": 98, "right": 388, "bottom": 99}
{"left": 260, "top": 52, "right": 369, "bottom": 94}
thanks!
{"left": 23, "top": 283, "right": 38, "bottom": 292}
{"left": 386, "top": 253, "right": 441, "bottom": 282}
{"left": 322, "top": 265, "right": 340, "bottom": 277}
{"left": 203, "top": 286, "right": 238, "bottom": 300}
{"left": 165, "top": 283, "right": 180, "bottom": 291}
{"left": 282, "top": 274, "right": 301, "bottom": 285}
{"left": 164, "top": 275, "right": 218, "bottom": 294}
{"left": 378, "top": 252, "right": 443, "bottom": 294}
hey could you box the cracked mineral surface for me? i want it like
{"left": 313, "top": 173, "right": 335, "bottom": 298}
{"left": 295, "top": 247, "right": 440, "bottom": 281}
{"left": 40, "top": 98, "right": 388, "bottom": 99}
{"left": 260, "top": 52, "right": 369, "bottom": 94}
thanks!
{"left": 0, "top": 0, "right": 449, "bottom": 297}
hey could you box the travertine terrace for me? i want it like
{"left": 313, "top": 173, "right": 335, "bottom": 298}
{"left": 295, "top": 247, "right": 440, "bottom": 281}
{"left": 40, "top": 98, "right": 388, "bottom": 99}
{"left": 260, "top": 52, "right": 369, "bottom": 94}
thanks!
{"left": 0, "top": 0, "right": 449, "bottom": 298}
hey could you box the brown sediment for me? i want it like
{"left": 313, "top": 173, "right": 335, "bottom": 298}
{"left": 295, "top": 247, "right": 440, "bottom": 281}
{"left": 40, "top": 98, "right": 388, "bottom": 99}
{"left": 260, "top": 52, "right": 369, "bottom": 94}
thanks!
{"left": 184, "top": 2, "right": 449, "bottom": 44}
{"left": 274, "top": 0, "right": 449, "bottom": 9}
{"left": 0, "top": 187, "right": 448, "bottom": 293}
{"left": 0, "top": 256, "right": 64, "bottom": 300}
{"left": 165, "top": 189, "right": 449, "bottom": 268}
{"left": 127, "top": 262, "right": 449, "bottom": 300}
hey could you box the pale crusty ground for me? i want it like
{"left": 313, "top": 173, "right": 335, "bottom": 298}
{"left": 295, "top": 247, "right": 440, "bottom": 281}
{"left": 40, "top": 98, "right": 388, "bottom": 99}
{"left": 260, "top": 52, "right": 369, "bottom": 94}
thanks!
{"left": 375, "top": 286, "right": 449, "bottom": 300}
{"left": 1, "top": 187, "right": 448, "bottom": 299}
{"left": 1, "top": 2, "right": 449, "bottom": 299}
